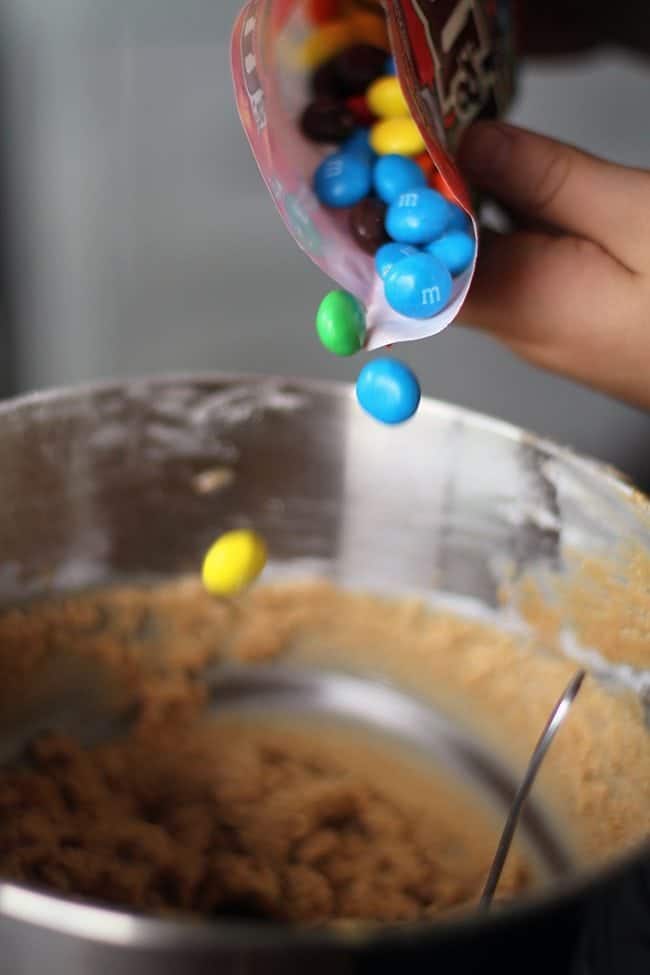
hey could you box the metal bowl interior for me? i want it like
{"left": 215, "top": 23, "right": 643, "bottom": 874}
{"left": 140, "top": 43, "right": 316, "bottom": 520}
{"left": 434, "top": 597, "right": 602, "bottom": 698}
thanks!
{"left": 0, "top": 373, "right": 648, "bottom": 958}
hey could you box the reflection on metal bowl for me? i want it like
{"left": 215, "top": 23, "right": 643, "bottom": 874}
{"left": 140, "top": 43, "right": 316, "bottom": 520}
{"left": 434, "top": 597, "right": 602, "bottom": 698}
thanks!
{"left": 0, "top": 374, "right": 647, "bottom": 975}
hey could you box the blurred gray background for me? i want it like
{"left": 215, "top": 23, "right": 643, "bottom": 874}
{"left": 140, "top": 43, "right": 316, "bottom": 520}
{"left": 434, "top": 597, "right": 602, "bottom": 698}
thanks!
{"left": 1, "top": 1, "right": 649, "bottom": 484}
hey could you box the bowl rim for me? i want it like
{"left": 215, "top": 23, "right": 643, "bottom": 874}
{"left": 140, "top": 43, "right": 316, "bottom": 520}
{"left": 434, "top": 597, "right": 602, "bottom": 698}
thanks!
{"left": 0, "top": 369, "right": 642, "bottom": 502}
{"left": 0, "top": 370, "right": 647, "bottom": 949}
{"left": 1, "top": 841, "right": 648, "bottom": 952}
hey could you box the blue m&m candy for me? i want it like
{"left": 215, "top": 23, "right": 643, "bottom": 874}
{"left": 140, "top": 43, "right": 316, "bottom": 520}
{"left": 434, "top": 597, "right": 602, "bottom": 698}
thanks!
{"left": 314, "top": 151, "right": 372, "bottom": 208}
{"left": 385, "top": 188, "right": 450, "bottom": 245}
{"left": 373, "top": 154, "right": 426, "bottom": 205}
{"left": 426, "top": 230, "right": 476, "bottom": 277}
{"left": 446, "top": 202, "right": 472, "bottom": 234}
{"left": 375, "top": 241, "right": 418, "bottom": 280}
{"left": 384, "top": 252, "right": 453, "bottom": 319}
{"left": 384, "top": 55, "right": 397, "bottom": 76}
{"left": 356, "top": 358, "right": 421, "bottom": 425}
{"left": 342, "top": 129, "right": 377, "bottom": 166}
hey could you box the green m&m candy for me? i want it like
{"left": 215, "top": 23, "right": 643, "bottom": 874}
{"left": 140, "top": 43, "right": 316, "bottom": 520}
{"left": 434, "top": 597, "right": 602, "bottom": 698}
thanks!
{"left": 316, "top": 290, "right": 366, "bottom": 357}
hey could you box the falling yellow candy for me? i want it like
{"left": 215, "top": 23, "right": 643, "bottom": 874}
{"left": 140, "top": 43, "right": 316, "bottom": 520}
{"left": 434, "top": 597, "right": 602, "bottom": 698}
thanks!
{"left": 201, "top": 530, "right": 267, "bottom": 597}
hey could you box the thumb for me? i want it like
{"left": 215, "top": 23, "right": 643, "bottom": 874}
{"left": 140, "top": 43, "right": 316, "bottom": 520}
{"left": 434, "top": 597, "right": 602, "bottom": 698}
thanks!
{"left": 457, "top": 122, "right": 647, "bottom": 271}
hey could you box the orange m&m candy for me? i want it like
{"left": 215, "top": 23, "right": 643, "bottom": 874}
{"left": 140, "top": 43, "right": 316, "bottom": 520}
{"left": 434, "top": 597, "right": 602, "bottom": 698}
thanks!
{"left": 415, "top": 152, "right": 436, "bottom": 184}
{"left": 348, "top": 9, "right": 389, "bottom": 50}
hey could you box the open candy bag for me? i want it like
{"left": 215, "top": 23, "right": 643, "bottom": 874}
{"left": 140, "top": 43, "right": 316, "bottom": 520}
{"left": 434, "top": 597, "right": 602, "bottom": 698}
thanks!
{"left": 232, "top": 1, "right": 516, "bottom": 350}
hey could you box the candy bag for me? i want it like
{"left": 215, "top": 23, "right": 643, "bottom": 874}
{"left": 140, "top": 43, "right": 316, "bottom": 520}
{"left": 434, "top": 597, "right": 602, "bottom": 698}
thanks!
{"left": 232, "top": 0, "right": 516, "bottom": 350}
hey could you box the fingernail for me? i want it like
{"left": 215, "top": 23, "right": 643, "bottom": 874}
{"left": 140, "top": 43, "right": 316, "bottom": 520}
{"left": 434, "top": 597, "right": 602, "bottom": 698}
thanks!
{"left": 458, "top": 123, "right": 513, "bottom": 185}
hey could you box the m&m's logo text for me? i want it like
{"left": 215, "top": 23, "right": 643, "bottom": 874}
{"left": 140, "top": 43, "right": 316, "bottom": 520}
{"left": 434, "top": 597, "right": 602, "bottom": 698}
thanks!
{"left": 411, "top": 0, "right": 493, "bottom": 126}
{"left": 241, "top": 7, "right": 267, "bottom": 133}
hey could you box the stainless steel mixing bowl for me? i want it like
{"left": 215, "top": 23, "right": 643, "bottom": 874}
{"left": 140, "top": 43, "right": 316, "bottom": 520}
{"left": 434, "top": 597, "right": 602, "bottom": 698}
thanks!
{"left": 0, "top": 374, "right": 648, "bottom": 975}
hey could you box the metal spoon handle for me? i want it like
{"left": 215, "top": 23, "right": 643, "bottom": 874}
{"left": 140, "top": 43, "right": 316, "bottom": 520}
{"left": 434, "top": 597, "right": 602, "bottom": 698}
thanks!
{"left": 480, "top": 669, "right": 587, "bottom": 909}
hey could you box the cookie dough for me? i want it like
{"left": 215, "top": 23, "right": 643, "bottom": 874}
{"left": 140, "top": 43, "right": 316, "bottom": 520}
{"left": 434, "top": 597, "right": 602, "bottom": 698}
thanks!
{"left": 0, "top": 578, "right": 646, "bottom": 923}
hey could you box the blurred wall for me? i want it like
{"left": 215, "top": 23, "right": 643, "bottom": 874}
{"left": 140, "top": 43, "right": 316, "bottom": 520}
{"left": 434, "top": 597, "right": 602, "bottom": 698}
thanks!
{"left": 2, "top": 0, "right": 649, "bottom": 484}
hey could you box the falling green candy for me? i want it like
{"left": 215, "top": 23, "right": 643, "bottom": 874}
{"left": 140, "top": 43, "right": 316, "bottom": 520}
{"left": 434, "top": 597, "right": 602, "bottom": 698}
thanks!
{"left": 315, "top": 290, "right": 366, "bottom": 357}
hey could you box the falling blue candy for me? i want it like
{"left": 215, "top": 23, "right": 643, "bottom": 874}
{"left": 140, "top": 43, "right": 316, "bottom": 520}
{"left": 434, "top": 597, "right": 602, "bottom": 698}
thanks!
{"left": 356, "top": 358, "right": 421, "bottom": 425}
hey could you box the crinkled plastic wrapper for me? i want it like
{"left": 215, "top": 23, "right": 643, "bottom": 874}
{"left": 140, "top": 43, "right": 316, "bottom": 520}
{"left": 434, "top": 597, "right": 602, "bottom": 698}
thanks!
{"left": 232, "top": 1, "right": 516, "bottom": 349}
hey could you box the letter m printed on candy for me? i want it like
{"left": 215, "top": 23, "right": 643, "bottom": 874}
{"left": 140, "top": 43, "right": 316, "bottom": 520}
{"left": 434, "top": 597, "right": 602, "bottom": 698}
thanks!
{"left": 422, "top": 286, "right": 441, "bottom": 306}
{"left": 400, "top": 193, "right": 418, "bottom": 207}
{"left": 232, "top": 0, "right": 516, "bottom": 349}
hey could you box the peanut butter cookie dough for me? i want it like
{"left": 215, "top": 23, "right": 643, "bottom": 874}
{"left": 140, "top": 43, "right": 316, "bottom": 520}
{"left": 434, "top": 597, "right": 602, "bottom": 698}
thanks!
{"left": 0, "top": 578, "right": 647, "bottom": 923}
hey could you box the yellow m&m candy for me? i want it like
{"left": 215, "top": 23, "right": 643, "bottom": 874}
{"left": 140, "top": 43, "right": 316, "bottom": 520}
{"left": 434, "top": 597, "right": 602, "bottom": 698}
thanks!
{"left": 201, "top": 530, "right": 267, "bottom": 597}
{"left": 370, "top": 118, "right": 426, "bottom": 158}
{"left": 367, "top": 76, "right": 409, "bottom": 119}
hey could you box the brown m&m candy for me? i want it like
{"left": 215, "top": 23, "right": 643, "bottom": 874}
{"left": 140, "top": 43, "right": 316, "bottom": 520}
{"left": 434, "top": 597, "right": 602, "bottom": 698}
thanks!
{"left": 300, "top": 98, "right": 356, "bottom": 143}
{"left": 330, "top": 43, "right": 387, "bottom": 96}
{"left": 349, "top": 197, "right": 389, "bottom": 255}
{"left": 310, "top": 57, "right": 345, "bottom": 98}
{"left": 311, "top": 42, "right": 388, "bottom": 101}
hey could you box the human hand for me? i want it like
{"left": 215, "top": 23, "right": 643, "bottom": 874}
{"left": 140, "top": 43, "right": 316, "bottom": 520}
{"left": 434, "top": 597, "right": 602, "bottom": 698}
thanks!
{"left": 457, "top": 123, "right": 650, "bottom": 410}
